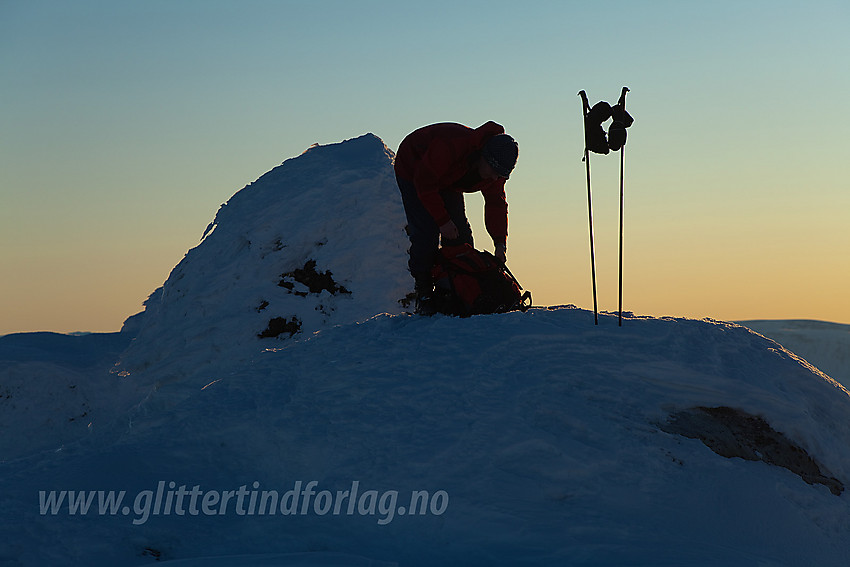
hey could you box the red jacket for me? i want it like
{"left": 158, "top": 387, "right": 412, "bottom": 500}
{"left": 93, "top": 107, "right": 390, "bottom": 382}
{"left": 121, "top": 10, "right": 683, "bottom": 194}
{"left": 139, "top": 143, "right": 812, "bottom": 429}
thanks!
{"left": 394, "top": 122, "right": 508, "bottom": 246}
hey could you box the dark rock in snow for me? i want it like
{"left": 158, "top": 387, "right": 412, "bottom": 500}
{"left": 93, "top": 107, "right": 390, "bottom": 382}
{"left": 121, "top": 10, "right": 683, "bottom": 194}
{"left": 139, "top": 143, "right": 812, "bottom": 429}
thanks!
{"left": 661, "top": 405, "right": 844, "bottom": 495}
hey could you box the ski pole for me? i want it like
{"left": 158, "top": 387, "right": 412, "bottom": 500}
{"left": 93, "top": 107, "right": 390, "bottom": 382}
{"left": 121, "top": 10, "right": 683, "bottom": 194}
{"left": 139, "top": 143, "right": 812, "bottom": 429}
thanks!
{"left": 578, "top": 90, "right": 599, "bottom": 325}
{"left": 617, "top": 86, "right": 629, "bottom": 327}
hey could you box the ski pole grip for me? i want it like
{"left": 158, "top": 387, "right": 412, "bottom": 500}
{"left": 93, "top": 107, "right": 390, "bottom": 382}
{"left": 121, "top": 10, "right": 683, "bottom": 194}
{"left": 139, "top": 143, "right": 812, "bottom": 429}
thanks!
{"left": 578, "top": 90, "right": 590, "bottom": 115}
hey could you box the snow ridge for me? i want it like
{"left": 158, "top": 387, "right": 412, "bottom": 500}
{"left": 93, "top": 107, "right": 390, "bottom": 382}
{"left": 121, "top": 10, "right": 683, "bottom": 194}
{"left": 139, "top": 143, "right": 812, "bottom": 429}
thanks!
{"left": 739, "top": 319, "right": 850, "bottom": 387}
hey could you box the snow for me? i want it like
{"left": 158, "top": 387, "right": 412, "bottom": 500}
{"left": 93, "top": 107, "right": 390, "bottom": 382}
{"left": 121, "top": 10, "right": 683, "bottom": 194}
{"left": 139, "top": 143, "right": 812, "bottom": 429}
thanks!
{"left": 116, "top": 133, "right": 410, "bottom": 376}
{"left": 0, "top": 332, "right": 134, "bottom": 461}
{"left": 738, "top": 320, "right": 850, "bottom": 388}
{"left": 2, "top": 134, "right": 850, "bottom": 566}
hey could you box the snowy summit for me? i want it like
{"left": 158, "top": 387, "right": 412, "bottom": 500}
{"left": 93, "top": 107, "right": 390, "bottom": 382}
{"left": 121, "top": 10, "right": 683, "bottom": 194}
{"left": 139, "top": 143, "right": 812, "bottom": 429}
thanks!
{"left": 2, "top": 134, "right": 850, "bottom": 567}
{"left": 118, "top": 133, "right": 411, "bottom": 374}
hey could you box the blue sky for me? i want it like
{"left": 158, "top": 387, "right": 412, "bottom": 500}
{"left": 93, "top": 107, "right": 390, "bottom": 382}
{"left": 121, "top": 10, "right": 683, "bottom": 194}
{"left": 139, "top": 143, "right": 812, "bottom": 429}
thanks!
{"left": 1, "top": 0, "right": 848, "bottom": 333}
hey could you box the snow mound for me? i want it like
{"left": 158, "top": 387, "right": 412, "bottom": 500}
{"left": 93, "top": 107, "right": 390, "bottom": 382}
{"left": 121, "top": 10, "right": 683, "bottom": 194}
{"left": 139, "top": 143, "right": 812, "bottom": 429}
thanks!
{"left": 739, "top": 319, "right": 850, "bottom": 387}
{"left": 118, "top": 134, "right": 411, "bottom": 375}
{"left": 6, "top": 310, "right": 850, "bottom": 566}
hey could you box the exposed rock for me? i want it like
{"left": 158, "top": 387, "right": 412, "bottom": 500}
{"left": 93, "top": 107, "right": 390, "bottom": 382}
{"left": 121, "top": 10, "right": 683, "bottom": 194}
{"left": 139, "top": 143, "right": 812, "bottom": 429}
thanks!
{"left": 258, "top": 316, "right": 302, "bottom": 339}
{"left": 661, "top": 406, "right": 844, "bottom": 496}
{"left": 278, "top": 259, "right": 351, "bottom": 296}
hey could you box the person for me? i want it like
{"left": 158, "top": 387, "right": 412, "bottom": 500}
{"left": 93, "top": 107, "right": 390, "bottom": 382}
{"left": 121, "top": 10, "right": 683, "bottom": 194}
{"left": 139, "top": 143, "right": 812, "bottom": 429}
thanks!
{"left": 394, "top": 121, "right": 519, "bottom": 314}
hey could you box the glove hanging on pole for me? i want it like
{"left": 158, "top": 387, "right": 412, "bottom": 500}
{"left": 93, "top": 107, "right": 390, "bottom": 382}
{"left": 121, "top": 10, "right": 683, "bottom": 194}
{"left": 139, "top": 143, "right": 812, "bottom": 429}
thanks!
{"left": 609, "top": 87, "right": 634, "bottom": 152}
{"left": 584, "top": 100, "right": 613, "bottom": 155}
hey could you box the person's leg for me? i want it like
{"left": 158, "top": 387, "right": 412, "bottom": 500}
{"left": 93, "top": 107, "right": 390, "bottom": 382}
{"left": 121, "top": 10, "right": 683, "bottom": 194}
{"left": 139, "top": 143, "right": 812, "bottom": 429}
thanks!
{"left": 397, "top": 174, "right": 439, "bottom": 314}
{"left": 396, "top": 174, "right": 439, "bottom": 278}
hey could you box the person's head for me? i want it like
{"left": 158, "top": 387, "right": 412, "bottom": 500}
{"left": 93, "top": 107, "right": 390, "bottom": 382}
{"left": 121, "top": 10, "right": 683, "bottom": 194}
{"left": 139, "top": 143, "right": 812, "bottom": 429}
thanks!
{"left": 479, "top": 133, "right": 518, "bottom": 180}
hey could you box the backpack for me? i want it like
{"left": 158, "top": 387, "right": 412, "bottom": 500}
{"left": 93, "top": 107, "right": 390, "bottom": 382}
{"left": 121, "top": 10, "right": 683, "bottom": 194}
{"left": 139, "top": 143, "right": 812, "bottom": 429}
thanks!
{"left": 431, "top": 243, "right": 532, "bottom": 317}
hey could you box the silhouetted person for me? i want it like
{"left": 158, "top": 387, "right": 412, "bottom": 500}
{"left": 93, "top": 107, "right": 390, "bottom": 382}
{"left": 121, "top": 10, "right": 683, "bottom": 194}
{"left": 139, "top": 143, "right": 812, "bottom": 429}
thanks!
{"left": 394, "top": 122, "right": 518, "bottom": 314}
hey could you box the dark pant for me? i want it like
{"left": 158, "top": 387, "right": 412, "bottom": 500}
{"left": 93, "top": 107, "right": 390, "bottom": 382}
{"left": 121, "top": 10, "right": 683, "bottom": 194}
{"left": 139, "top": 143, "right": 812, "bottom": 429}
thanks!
{"left": 396, "top": 174, "right": 473, "bottom": 278}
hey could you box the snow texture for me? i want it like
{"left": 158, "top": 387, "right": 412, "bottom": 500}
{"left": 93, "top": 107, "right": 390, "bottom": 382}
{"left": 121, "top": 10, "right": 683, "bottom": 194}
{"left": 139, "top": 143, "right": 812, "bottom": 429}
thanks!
{"left": 2, "top": 134, "right": 850, "bottom": 567}
{"left": 739, "top": 319, "right": 849, "bottom": 388}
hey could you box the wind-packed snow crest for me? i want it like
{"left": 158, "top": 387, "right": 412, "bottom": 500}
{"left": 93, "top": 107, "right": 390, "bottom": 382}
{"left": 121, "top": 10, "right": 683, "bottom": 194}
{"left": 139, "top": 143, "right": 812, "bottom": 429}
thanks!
{"left": 117, "top": 134, "right": 411, "bottom": 375}
{"left": 740, "top": 319, "right": 850, "bottom": 387}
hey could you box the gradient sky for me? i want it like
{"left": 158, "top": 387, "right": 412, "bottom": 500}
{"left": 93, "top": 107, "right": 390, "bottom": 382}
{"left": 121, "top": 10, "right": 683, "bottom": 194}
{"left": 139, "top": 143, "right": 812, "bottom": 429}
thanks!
{"left": 1, "top": 0, "right": 848, "bottom": 335}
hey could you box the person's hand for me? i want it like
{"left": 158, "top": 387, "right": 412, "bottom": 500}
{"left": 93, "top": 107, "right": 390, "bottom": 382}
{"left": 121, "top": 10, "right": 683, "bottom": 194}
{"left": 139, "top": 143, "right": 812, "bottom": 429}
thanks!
{"left": 439, "top": 220, "right": 459, "bottom": 241}
{"left": 495, "top": 244, "right": 507, "bottom": 264}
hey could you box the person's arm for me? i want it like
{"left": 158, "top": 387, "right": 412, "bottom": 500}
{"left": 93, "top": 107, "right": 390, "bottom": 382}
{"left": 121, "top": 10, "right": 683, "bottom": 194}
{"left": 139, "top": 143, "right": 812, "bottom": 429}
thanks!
{"left": 483, "top": 181, "right": 508, "bottom": 257}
